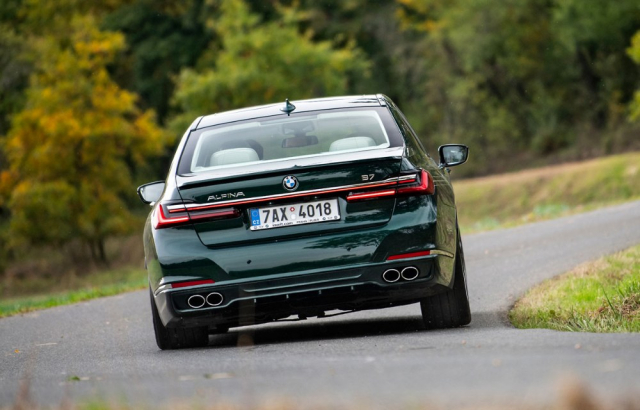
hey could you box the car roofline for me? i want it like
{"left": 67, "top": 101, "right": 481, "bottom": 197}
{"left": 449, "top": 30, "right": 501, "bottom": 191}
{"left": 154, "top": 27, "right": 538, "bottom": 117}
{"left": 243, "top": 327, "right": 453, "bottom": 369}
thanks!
{"left": 195, "top": 95, "right": 386, "bottom": 130}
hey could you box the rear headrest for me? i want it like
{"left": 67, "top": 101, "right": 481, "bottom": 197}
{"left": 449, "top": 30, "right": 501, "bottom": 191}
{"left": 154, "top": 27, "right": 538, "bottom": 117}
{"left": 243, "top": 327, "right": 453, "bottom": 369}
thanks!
{"left": 329, "top": 136, "right": 377, "bottom": 152}
{"left": 220, "top": 139, "right": 264, "bottom": 159}
{"left": 210, "top": 148, "right": 259, "bottom": 166}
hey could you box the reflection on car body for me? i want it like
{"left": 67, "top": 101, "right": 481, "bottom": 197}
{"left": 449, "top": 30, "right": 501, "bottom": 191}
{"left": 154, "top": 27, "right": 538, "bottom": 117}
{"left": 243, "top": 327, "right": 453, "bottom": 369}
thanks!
{"left": 137, "top": 94, "right": 471, "bottom": 349}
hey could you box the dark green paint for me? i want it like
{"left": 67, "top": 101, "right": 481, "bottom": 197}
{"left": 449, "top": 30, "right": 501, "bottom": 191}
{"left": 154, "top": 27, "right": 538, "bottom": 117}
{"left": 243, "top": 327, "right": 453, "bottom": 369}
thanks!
{"left": 141, "top": 95, "right": 465, "bottom": 330}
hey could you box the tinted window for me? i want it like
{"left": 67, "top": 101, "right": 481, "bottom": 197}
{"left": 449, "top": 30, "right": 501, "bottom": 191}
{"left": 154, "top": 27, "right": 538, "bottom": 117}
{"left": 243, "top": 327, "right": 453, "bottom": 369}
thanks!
{"left": 178, "top": 107, "right": 403, "bottom": 175}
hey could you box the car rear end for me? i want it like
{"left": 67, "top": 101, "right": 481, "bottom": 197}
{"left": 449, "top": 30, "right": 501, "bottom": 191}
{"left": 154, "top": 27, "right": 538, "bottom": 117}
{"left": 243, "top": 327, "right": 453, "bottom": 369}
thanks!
{"left": 145, "top": 97, "right": 457, "bottom": 331}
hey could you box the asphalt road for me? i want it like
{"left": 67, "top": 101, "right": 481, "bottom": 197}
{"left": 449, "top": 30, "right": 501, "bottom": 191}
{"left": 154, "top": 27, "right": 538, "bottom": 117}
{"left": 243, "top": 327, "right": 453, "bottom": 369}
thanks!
{"left": 2, "top": 201, "right": 640, "bottom": 408}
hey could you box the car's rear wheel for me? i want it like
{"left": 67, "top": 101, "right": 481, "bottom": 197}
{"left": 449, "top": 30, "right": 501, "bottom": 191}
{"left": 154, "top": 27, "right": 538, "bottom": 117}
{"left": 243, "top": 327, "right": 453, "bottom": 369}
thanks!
{"left": 150, "top": 288, "right": 209, "bottom": 350}
{"left": 420, "top": 230, "right": 471, "bottom": 329}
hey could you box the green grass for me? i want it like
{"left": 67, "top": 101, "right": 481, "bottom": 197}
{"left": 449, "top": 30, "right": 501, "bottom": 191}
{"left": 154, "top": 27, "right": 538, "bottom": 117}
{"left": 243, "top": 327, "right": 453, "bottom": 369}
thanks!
{"left": 510, "top": 244, "right": 640, "bottom": 332}
{"left": 0, "top": 267, "right": 146, "bottom": 318}
{"left": 454, "top": 152, "right": 640, "bottom": 232}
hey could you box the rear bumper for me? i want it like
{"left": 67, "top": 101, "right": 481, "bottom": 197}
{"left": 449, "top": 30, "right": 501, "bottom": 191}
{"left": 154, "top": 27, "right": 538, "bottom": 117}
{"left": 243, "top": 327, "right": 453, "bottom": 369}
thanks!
{"left": 153, "top": 255, "right": 450, "bottom": 328}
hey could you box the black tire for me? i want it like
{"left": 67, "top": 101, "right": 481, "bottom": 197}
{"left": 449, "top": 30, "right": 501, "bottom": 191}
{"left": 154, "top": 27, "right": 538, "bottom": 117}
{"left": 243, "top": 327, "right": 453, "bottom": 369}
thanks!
{"left": 150, "top": 288, "right": 209, "bottom": 350}
{"left": 420, "top": 231, "right": 471, "bottom": 329}
{"left": 209, "top": 325, "right": 230, "bottom": 335}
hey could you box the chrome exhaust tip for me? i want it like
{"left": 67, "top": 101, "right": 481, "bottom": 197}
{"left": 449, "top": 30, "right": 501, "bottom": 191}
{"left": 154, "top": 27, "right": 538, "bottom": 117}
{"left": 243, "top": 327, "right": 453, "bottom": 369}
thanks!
{"left": 382, "top": 269, "right": 401, "bottom": 283}
{"left": 187, "top": 294, "right": 206, "bottom": 309}
{"left": 206, "top": 292, "right": 224, "bottom": 307}
{"left": 401, "top": 266, "right": 419, "bottom": 281}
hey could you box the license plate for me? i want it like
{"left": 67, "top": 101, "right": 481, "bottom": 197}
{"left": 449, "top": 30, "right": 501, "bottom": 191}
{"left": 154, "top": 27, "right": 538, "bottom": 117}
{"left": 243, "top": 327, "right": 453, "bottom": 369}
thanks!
{"left": 249, "top": 199, "right": 341, "bottom": 231}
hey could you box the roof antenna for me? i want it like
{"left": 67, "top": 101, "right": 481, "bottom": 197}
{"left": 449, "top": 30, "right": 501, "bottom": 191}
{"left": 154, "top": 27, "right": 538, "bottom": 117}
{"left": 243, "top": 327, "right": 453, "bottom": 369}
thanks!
{"left": 280, "top": 98, "right": 296, "bottom": 116}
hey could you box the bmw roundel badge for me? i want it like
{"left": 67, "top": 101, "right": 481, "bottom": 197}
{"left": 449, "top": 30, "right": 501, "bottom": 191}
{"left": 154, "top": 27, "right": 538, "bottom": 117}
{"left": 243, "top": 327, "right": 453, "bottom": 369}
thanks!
{"left": 282, "top": 175, "right": 298, "bottom": 191}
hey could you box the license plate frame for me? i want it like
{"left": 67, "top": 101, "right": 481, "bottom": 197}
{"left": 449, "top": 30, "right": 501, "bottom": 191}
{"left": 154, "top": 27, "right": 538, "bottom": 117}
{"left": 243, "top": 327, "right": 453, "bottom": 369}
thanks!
{"left": 249, "top": 199, "right": 341, "bottom": 231}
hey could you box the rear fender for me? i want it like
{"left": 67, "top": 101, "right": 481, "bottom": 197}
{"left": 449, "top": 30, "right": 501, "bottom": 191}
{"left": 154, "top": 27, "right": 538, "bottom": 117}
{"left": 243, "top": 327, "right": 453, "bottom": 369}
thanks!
{"left": 145, "top": 217, "right": 223, "bottom": 292}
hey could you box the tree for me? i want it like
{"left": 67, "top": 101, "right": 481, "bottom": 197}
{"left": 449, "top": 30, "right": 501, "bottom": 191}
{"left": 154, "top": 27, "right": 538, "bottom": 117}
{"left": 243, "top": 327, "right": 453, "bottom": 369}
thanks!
{"left": 0, "top": 0, "right": 32, "bottom": 137}
{"left": 628, "top": 30, "right": 640, "bottom": 122}
{"left": 396, "top": 0, "right": 640, "bottom": 175}
{"left": 0, "top": 15, "right": 166, "bottom": 264}
{"left": 169, "top": 0, "right": 370, "bottom": 132}
{"left": 102, "top": 0, "right": 211, "bottom": 124}
{"left": 245, "top": 0, "right": 426, "bottom": 109}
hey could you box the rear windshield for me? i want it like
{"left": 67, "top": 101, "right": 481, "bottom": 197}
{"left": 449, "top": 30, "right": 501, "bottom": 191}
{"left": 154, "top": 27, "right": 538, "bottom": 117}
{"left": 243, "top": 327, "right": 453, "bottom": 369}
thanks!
{"left": 179, "top": 108, "right": 396, "bottom": 174}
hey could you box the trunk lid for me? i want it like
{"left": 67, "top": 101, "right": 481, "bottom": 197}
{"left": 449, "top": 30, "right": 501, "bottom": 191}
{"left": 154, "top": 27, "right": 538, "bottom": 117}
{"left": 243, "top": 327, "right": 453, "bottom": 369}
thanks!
{"left": 175, "top": 147, "right": 404, "bottom": 248}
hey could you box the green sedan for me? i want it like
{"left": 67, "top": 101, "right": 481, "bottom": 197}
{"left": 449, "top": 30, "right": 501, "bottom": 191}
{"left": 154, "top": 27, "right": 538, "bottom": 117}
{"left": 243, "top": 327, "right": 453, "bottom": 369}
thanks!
{"left": 137, "top": 95, "right": 470, "bottom": 349}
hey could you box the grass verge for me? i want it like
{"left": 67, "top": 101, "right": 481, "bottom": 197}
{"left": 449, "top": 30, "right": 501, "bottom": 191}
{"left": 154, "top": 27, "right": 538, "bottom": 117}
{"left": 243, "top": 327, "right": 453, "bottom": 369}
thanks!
{"left": 0, "top": 267, "right": 146, "bottom": 318}
{"left": 454, "top": 152, "right": 640, "bottom": 232}
{"left": 510, "top": 244, "right": 640, "bottom": 332}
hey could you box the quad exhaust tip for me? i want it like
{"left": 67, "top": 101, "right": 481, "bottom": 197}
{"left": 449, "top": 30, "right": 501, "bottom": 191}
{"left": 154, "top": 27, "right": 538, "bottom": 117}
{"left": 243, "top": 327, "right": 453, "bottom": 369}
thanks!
{"left": 382, "top": 266, "right": 420, "bottom": 283}
{"left": 382, "top": 269, "right": 401, "bottom": 283}
{"left": 206, "top": 292, "right": 224, "bottom": 307}
{"left": 401, "top": 266, "right": 419, "bottom": 281}
{"left": 187, "top": 294, "right": 206, "bottom": 309}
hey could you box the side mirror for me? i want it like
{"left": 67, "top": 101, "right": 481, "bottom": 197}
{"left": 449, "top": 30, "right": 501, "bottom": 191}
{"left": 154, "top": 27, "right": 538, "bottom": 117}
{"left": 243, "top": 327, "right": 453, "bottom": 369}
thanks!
{"left": 438, "top": 144, "right": 469, "bottom": 168}
{"left": 137, "top": 181, "right": 165, "bottom": 205}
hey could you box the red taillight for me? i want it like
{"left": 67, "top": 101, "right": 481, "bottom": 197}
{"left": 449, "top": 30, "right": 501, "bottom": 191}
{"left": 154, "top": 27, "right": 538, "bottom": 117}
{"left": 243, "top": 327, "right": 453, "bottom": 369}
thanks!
{"left": 171, "top": 279, "right": 215, "bottom": 288}
{"left": 396, "top": 170, "right": 434, "bottom": 195}
{"left": 154, "top": 204, "right": 240, "bottom": 229}
{"left": 188, "top": 208, "right": 240, "bottom": 222}
{"left": 347, "top": 189, "right": 397, "bottom": 202}
{"left": 347, "top": 170, "right": 434, "bottom": 202}
{"left": 154, "top": 205, "right": 190, "bottom": 229}
{"left": 398, "top": 176, "right": 417, "bottom": 184}
{"left": 387, "top": 250, "right": 431, "bottom": 260}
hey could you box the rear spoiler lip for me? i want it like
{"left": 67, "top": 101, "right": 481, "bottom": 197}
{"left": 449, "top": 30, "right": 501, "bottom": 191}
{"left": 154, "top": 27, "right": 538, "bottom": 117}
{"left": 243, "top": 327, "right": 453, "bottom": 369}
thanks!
{"left": 175, "top": 146, "right": 405, "bottom": 189}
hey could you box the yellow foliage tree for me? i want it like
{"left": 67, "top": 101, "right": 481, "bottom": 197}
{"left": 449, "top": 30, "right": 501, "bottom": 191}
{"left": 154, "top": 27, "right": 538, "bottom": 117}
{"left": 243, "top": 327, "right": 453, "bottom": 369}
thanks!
{"left": 0, "top": 15, "right": 166, "bottom": 263}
